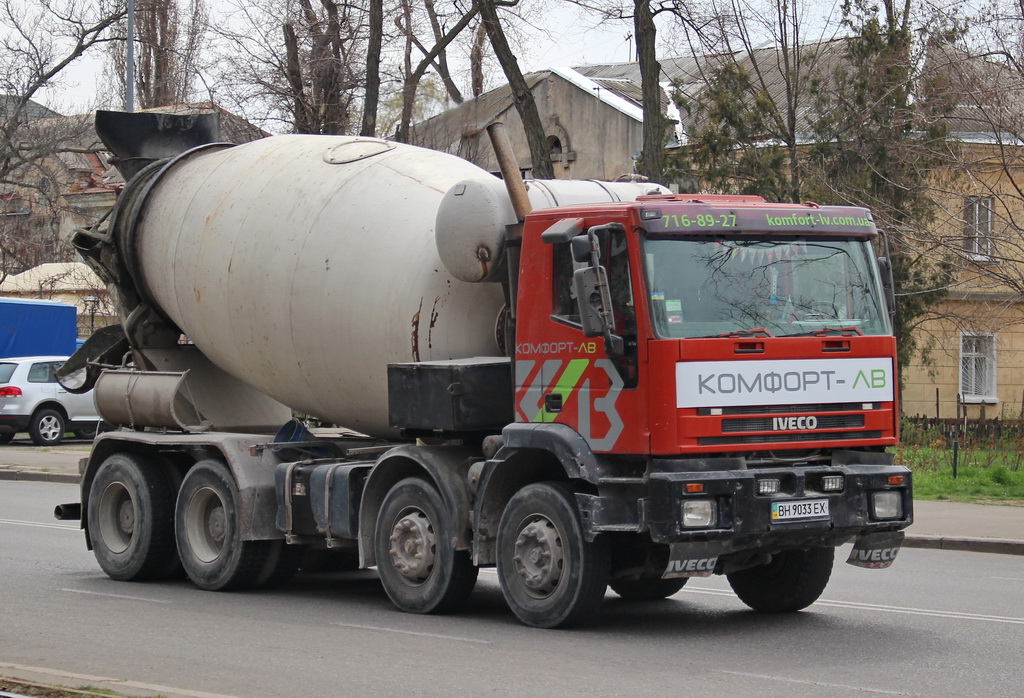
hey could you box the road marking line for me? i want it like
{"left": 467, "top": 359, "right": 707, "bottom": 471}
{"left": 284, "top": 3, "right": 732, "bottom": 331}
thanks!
{"left": 334, "top": 622, "right": 491, "bottom": 644}
{"left": 0, "top": 518, "right": 77, "bottom": 531}
{"left": 685, "top": 587, "right": 1024, "bottom": 625}
{"left": 718, "top": 670, "right": 913, "bottom": 695}
{"left": 60, "top": 588, "right": 172, "bottom": 604}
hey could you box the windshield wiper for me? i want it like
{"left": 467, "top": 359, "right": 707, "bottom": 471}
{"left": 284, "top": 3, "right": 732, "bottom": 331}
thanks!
{"left": 784, "top": 326, "right": 864, "bottom": 337}
{"left": 703, "top": 327, "right": 773, "bottom": 338}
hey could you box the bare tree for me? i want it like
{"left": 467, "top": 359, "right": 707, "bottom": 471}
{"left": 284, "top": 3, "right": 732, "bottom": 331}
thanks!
{"left": 212, "top": 0, "right": 365, "bottom": 134}
{"left": 1, "top": 0, "right": 124, "bottom": 277}
{"left": 392, "top": 0, "right": 478, "bottom": 142}
{"left": 105, "top": 0, "right": 209, "bottom": 109}
{"left": 360, "top": 0, "right": 383, "bottom": 135}
{"left": 478, "top": 0, "right": 553, "bottom": 178}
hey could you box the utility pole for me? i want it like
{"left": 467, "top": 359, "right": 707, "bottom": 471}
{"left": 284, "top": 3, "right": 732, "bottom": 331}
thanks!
{"left": 126, "top": 0, "right": 135, "bottom": 112}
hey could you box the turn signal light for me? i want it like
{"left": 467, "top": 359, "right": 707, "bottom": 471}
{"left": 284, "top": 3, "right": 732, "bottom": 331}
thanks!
{"left": 887, "top": 475, "right": 905, "bottom": 486}
{"left": 685, "top": 483, "right": 705, "bottom": 494}
{"left": 0, "top": 386, "right": 22, "bottom": 397}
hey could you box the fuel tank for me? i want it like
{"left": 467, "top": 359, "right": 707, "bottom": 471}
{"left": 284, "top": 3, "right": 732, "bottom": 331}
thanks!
{"left": 111, "top": 133, "right": 663, "bottom": 436}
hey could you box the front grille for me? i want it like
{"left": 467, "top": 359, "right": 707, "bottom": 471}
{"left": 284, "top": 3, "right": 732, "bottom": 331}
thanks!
{"left": 699, "top": 430, "right": 882, "bottom": 446}
{"left": 698, "top": 402, "right": 878, "bottom": 416}
{"left": 722, "top": 414, "right": 865, "bottom": 433}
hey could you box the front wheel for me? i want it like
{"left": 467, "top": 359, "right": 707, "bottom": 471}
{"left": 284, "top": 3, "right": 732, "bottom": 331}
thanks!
{"left": 175, "top": 459, "right": 269, "bottom": 591}
{"left": 87, "top": 452, "right": 180, "bottom": 581}
{"left": 727, "top": 547, "right": 835, "bottom": 612}
{"left": 29, "top": 408, "right": 65, "bottom": 446}
{"left": 374, "top": 477, "right": 477, "bottom": 614}
{"left": 496, "top": 482, "right": 609, "bottom": 628}
{"left": 610, "top": 575, "right": 687, "bottom": 601}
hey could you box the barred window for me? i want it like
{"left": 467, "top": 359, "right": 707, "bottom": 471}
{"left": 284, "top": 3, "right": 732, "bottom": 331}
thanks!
{"left": 963, "top": 196, "right": 994, "bottom": 260}
{"left": 960, "top": 333, "right": 997, "bottom": 402}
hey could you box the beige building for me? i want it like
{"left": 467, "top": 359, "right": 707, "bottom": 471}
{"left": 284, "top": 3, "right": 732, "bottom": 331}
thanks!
{"left": 0, "top": 262, "right": 112, "bottom": 338}
{"left": 901, "top": 140, "right": 1024, "bottom": 419}
{"left": 410, "top": 67, "right": 660, "bottom": 182}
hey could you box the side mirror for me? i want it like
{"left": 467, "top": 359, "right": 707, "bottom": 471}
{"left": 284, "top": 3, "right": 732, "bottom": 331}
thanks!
{"left": 574, "top": 266, "right": 611, "bottom": 338}
{"left": 877, "top": 256, "right": 896, "bottom": 319}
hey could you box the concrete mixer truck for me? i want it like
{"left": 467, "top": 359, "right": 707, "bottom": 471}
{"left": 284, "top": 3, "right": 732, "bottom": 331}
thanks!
{"left": 55, "top": 110, "right": 912, "bottom": 628}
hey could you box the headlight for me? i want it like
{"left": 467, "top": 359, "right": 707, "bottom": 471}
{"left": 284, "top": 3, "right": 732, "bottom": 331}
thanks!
{"left": 682, "top": 499, "right": 717, "bottom": 528}
{"left": 871, "top": 491, "right": 903, "bottom": 520}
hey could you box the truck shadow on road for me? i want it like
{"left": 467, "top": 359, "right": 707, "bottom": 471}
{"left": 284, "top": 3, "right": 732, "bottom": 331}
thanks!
{"left": 276, "top": 569, "right": 927, "bottom": 660}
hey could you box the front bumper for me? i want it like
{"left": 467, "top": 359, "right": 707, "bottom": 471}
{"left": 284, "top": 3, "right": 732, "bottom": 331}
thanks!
{"left": 645, "top": 464, "right": 912, "bottom": 555}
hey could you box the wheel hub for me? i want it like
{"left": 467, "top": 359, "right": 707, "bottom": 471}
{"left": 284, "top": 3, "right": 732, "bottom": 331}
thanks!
{"left": 39, "top": 416, "right": 61, "bottom": 441}
{"left": 388, "top": 509, "right": 435, "bottom": 584}
{"left": 97, "top": 482, "right": 134, "bottom": 554}
{"left": 185, "top": 486, "right": 227, "bottom": 563}
{"left": 118, "top": 499, "right": 135, "bottom": 537}
{"left": 512, "top": 515, "right": 564, "bottom": 598}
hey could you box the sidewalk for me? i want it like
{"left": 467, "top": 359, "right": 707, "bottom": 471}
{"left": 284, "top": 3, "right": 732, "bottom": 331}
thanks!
{"left": 2, "top": 441, "right": 1021, "bottom": 555}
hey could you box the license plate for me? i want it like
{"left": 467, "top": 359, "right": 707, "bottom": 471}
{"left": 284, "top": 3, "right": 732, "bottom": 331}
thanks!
{"left": 771, "top": 498, "right": 830, "bottom": 521}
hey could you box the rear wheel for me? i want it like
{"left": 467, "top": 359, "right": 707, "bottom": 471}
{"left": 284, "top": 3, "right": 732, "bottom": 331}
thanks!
{"left": 74, "top": 425, "right": 98, "bottom": 440}
{"left": 496, "top": 482, "right": 609, "bottom": 628}
{"left": 29, "top": 408, "right": 65, "bottom": 446}
{"left": 0, "top": 432, "right": 14, "bottom": 444}
{"left": 87, "top": 453, "right": 180, "bottom": 581}
{"left": 610, "top": 575, "right": 687, "bottom": 601}
{"left": 175, "top": 459, "right": 269, "bottom": 591}
{"left": 374, "top": 477, "right": 477, "bottom": 614}
{"left": 727, "top": 547, "right": 835, "bottom": 612}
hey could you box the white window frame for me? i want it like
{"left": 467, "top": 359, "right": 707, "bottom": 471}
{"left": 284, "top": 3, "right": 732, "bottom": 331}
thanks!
{"left": 963, "top": 196, "right": 995, "bottom": 261}
{"left": 960, "top": 332, "right": 998, "bottom": 403}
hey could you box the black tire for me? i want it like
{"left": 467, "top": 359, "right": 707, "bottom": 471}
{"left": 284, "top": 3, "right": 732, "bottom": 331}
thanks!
{"left": 175, "top": 459, "right": 270, "bottom": 591}
{"left": 610, "top": 575, "right": 688, "bottom": 601}
{"left": 29, "top": 408, "right": 65, "bottom": 446}
{"left": 254, "top": 540, "right": 306, "bottom": 589}
{"left": 496, "top": 482, "right": 609, "bottom": 628}
{"left": 87, "top": 452, "right": 181, "bottom": 581}
{"left": 74, "top": 425, "right": 98, "bottom": 440}
{"left": 374, "top": 477, "right": 478, "bottom": 614}
{"left": 0, "top": 432, "right": 14, "bottom": 444}
{"left": 727, "top": 547, "right": 835, "bottom": 613}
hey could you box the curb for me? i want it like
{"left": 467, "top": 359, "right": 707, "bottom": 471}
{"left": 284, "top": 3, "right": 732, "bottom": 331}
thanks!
{"left": 0, "top": 470, "right": 78, "bottom": 484}
{"left": 903, "top": 534, "right": 1024, "bottom": 556}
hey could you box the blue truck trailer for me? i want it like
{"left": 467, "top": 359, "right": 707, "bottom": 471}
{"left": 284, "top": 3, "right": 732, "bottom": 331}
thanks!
{"left": 0, "top": 298, "right": 78, "bottom": 358}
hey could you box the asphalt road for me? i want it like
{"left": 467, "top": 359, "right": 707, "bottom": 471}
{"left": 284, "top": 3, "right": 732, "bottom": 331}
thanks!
{"left": 2, "top": 481, "right": 1022, "bottom": 698}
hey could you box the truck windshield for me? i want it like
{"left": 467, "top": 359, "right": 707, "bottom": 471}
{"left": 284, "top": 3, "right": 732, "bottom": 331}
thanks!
{"left": 642, "top": 236, "right": 890, "bottom": 338}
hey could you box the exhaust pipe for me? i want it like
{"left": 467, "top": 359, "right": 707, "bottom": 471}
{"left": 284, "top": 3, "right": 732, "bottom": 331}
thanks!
{"left": 54, "top": 503, "right": 82, "bottom": 521}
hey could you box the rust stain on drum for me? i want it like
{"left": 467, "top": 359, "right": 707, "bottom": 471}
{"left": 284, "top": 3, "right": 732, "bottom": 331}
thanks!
{"left": 428, "top": 296, "right": 442, "bottom": 350}
{"left": 411, "top": 298, "right": 423, "bottom": 361}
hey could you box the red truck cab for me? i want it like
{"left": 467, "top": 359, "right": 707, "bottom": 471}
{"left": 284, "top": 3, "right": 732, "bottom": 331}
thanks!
{"left": 508, "top": 194, "right": 909, "bottom": 580}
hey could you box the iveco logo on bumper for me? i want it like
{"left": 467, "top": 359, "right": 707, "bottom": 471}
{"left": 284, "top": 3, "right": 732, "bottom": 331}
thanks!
{"left": 773, "top": 416, "right": 818, "bottom": 431}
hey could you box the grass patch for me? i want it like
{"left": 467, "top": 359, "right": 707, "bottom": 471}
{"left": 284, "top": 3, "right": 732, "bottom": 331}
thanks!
{"left": 896, "top": 418, "right": 1024, "bottom": 502}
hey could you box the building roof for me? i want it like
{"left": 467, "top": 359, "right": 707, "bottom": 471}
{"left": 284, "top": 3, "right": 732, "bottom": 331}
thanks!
{"left": 0, "top": 262, "right": 103, "bottom": 293}
{"left": 0, "top": 95, "right": 61, "bottom": 123}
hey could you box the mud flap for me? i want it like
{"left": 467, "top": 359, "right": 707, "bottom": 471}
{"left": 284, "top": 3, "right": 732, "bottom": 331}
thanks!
{"left": 663, "top": 542, "right": 722, "bottom": 578}
{"left": 847, "top": 531, "right": 905, "bottom": 569}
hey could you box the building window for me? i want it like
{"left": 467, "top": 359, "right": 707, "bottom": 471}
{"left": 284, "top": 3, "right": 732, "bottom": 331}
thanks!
{"left": 960, "top": 333, "right": 997, "bottom": 402}
{"left": 963, "top": 196, "right": 994, "bottom": 260}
